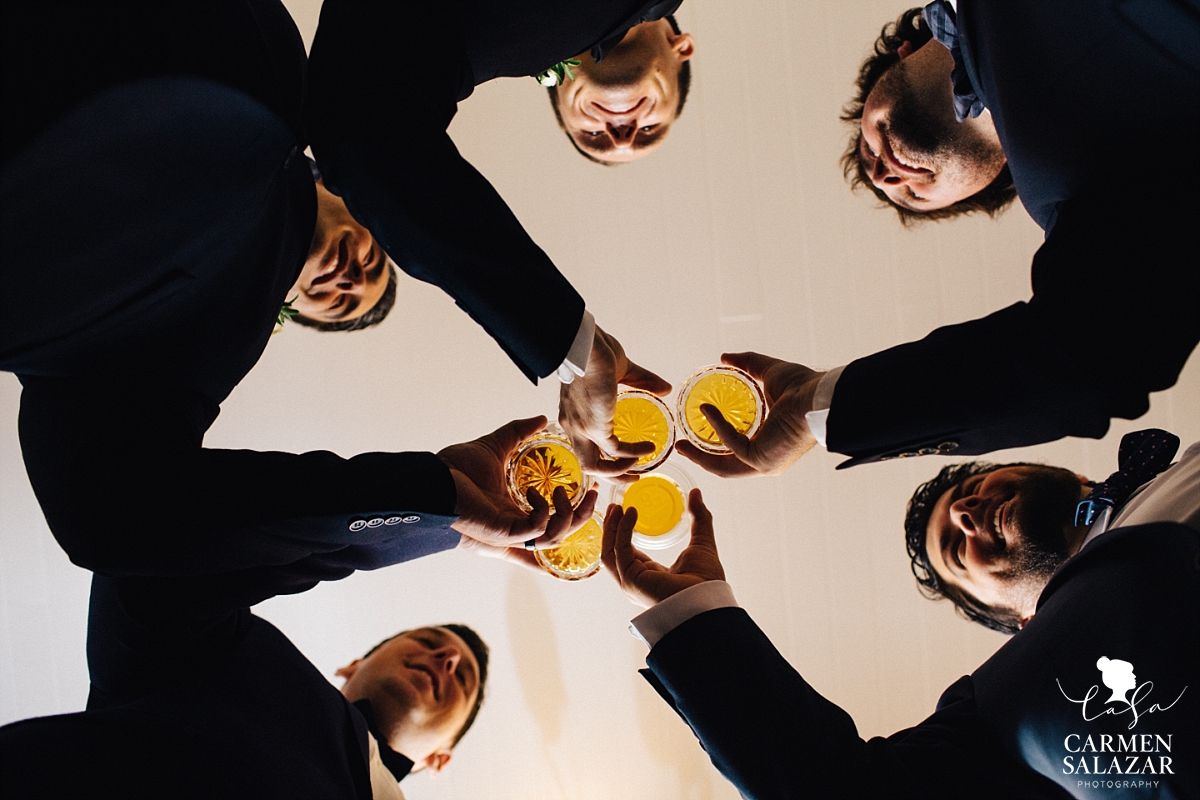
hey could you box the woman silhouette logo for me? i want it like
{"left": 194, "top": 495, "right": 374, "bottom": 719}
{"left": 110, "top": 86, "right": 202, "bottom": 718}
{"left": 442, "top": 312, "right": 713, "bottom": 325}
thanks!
{"left": 1096, "top": 656, "right": 1137, "bottom": 706}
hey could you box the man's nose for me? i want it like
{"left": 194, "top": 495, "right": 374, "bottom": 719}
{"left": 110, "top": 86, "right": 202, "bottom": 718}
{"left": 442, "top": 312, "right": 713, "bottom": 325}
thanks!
{"left": 333, "top": 258, "right": 364, "bottom": 292}
{"left": 950, "top": 496, "right": 985, "bottom": 538}
{"left": 606, "top": 121, "right": 637, "bottom": 145}
{"left": 436, "top": 646, "right": 462, "bottom": 675}
{"left": 870, "top": 156, "right": 905, "bottom": 189}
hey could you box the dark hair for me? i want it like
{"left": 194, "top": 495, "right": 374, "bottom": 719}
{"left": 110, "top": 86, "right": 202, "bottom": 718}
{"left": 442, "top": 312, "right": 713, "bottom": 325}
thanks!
{"left": 547, "top": 14, "right": 692, "bottom": 166}
{"left": 905, "top": 460, "right": 1048, "bottom": 635}
{"left": 839, "top": 8, "right": 1016, "bottom": 225}
{"left": 365, "top": 623, "right": 491, "bottom": 748}
{"left": 292, "top": 263, "right": 398, "bottom": 332}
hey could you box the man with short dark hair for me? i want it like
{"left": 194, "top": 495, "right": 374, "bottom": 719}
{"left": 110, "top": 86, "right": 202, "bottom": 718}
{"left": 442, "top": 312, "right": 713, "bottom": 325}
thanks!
{"left": 545, "top": 13, "right": 695, "bottom": 165}
{"left": 307, "top": 0, "right": 694, "bottom": 475}
{"left": 0, "top": 566, "right": 492, "bottom": 798}
{"left": 603, "top": 431, "right": 1199, "bottom": 798}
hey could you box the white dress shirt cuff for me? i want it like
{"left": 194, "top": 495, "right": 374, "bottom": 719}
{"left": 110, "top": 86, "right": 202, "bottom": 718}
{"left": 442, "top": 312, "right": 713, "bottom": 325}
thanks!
{"left": 555, "top": 310, "right": 595, "bottom": 384}
{"left": 803, "top": 365, "right": 845, "bottom": 448}
{"left": 629, "top": 580, "right": 739, "bottom": 649}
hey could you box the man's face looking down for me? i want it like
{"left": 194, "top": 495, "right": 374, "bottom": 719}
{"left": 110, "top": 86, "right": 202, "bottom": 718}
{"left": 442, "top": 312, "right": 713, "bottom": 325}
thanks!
{"left": 923, "top": 466, "right": 1090, "bottom": 627}
{"left": 337, "top": 626, "right": 481, "bottom": 773}
{"left": 553, "top": 18, "right": 695, "bottom": 163}
{"left": 859, "top": 38, "right": 1006, "bottom": 211}
{"left": 289, "top": 180, "right": 390, "bottom": 324}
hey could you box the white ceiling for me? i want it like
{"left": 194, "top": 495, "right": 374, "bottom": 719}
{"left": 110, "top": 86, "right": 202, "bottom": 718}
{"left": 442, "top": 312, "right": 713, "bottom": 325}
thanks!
{"left": 2, "top": 1, "right": 1197, "bottom": 798}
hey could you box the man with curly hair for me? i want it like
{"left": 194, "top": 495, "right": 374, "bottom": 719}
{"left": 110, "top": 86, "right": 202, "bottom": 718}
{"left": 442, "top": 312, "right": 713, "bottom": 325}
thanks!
{"left": 841, "top": 7, "right": 1015, "bottom": 223}
{"left": 679, "top": 1, "right": 1199, "bottom": 478}
{"left": 842, "top": 2, "right": 1199, "bottom": 229}
{"left": 605, "top": 432, "right": 1199, "bottom": 798}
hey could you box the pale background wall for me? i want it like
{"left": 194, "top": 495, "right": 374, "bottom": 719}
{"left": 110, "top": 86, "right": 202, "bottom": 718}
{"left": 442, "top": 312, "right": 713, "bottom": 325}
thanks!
{"left": 2, "top": 1, "right": 1196, "bottom": 798}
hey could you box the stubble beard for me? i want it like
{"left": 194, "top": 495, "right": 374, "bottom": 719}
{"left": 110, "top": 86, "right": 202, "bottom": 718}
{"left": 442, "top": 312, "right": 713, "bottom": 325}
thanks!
{"left": 994, "top": 468, "right": 1085, "bottom": 611}
{"left": 883, "top": 62, "right": 1003, "bottom": 186}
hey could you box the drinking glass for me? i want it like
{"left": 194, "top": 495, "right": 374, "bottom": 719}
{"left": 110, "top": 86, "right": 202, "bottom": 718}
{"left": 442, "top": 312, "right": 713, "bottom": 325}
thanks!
{"left": 612, "top": 389, "right": 676, "bottom": 473}
{"left": 676, "top": 365, "right": 766, "bottom": 455}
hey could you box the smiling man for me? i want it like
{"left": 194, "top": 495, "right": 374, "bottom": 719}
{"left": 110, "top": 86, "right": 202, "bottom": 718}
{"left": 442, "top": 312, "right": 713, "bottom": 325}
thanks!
{"left": 843, "top": 1, "right": 1200, "bottom": 229}
{"left": 841, "top": 6, "right": 1015, "bottom": 223}
{"left": 907, "top": 432, "right": 1200, "bottom": 634}
{"left": 547, "top": 14, "right": 694, "bottom": 164}
{"left": 603, "top": 431, "right": 1200, "bottom": 798}
{"left": 287, "top": 179, "right": 397, "bottom": 331}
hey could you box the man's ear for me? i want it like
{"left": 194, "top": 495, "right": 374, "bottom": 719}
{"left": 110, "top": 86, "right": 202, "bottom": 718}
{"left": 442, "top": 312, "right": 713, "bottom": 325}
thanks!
{"left": 897, "top": 40, "right": 915, "bottom": 60}
{"left": 1016, "top": 613, "right": 1035, "bottom": 630}
{"left": 418, "top": 749, "right": 452, "bottom": 775}
{"left": 335, "top": 659, "right": 362, "bottom": 682}
{"left": 670, "top": 32, "right": 696, "bottom": 61}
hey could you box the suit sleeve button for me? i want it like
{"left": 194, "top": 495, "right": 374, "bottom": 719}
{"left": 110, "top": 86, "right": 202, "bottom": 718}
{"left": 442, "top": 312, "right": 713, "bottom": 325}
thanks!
{"left": 402, "top": 515, "right": 420, "bottom": 523}
{"left": 384, "top": 516, "right": 401, "bottom": 526}
{"left": 349, "top": 519, "right": 367, "bottom": 532}
{"left": 937, "top": 441, "right": 959, "bottom": 452}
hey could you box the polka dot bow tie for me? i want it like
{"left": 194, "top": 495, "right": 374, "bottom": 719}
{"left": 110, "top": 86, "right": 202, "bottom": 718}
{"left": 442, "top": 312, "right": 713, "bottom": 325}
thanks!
{"left": 1074, "top": 429, "right": 1181, "bottom": 526}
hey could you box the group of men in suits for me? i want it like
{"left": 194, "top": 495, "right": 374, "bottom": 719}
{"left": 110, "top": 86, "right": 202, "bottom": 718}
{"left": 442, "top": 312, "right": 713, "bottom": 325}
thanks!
{"left": 602, "top": 2, "right": 1199, "bottom": 799}
{"left": 1, "top": 0, "right": 1197, "bottom": 797}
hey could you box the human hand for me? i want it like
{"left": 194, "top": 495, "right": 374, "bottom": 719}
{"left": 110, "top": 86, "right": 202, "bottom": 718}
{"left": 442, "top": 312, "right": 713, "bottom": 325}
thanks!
{"left": 676, "top": 352, "right": 825, "bottom": 478}
{"left": 456, "top": 535, "right": 544, "bottom": 573}
{"left": 438, "top": 416, "right": 598, "bottom": 549}
{"left": 601, "top": 489, "right": 725, "bottom": 608}
{"left": 559, "top": 326, "right": 671, "bottom": 481}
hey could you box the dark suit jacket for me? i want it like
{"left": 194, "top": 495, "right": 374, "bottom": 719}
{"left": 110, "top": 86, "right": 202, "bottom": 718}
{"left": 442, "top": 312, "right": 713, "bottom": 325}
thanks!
{"left": 305, "top": 0, "right": 681, "bottom": 381}
{"left": 826, "top": 0, "right": 1200, "bottom": 466}
{"left": 1, "top": 1, "right": 314, "bottom": 402}
{"left": 641, "top": 523, "right": 1200, "bottom": 799}
{"left": 1, "top": 2, "right": 465, "bottom": 575}
{"left": 0, "top": 550, "right": 446, "bottom": 799}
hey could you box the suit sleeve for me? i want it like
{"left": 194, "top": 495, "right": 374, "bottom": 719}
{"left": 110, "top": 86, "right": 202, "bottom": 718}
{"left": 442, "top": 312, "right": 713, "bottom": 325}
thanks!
{"left": 17, "top": 375, "right": 459, "bottom": 577}
{"left": 643, "top": 607, "right": 1067, "bottom": 799}
{"left": 306, "top": 0, "right": 585, "bottom": 383}
{"left": 825, "top": 187, "right": 1200, "bottom": 467}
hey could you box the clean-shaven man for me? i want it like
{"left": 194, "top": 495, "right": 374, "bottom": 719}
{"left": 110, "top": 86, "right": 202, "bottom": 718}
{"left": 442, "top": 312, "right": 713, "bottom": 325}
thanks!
{"left": 604, "top": 431, "right": 1198, "bottom": 799}
{"left": 0, "top": 569, "right": 491, "bottom": 798}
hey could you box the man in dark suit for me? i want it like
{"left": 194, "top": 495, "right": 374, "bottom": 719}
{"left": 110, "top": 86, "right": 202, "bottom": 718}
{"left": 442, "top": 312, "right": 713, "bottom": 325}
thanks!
{"left": 305, "top": 0, "right": 693, "bottom": 474}
{"left": 1, "top": 0, "right": 682, "bottom": 484}
{"left": 843, "top": 1, "right": 1200, "bottom": 227}
{"left": 601, "top": 436, "right": 1199, "bottom": 798}
{"left": 0, "top": 558, "right": 491, "bottom": 797}
{"left": 678, "top": 0, "right": 1200, "bottom": 476}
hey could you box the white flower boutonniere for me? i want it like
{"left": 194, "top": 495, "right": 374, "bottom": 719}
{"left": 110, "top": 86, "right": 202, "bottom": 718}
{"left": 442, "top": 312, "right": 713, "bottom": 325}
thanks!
{"left": 274, "top": 296, "right": 299, "bottom": 335}
{"left": 534, "top": 58, "right": 582, "bottom": 87}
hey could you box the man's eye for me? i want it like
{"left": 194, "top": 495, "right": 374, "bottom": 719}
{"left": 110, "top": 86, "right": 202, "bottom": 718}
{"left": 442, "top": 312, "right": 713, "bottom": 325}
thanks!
{"left": 584, "top": 130, "right": 603, "bottom": 137}
{"left": 640, "top": 125, "right": 657, "bottom": 133}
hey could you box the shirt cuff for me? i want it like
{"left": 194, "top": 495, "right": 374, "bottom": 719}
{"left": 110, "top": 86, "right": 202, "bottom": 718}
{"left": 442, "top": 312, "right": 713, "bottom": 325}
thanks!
{"left": 628, "top": 580, "right": 739, "bottom": 649}
{"left": 555, "top": 310, "right": 595, "bottom": 384}
{"left": 803, "top": 365, "right": 844, "bottom": 448}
